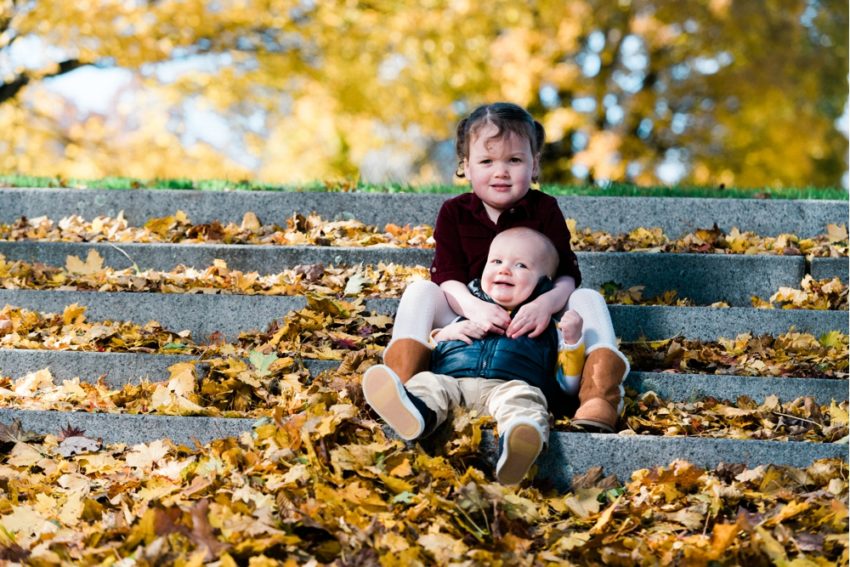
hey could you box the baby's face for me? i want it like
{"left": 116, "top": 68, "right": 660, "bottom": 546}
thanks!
{"left": 481, "top": 235, "right": 549, "bottom": 310}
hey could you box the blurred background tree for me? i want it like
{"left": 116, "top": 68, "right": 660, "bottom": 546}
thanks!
{"left": 0, "top": 0, "right": 846, "bottom": 189}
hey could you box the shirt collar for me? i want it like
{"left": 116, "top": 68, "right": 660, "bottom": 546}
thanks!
{"left": 467, "top": 190, "right": 535, "bottom": 225}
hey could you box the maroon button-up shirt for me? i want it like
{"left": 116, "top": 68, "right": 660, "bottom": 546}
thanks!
{"left": 429, "top": 190, "right": 582, "bottom": 287}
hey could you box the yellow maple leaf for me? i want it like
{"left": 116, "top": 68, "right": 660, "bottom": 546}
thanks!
{"left": 13, "top": 368, "right": 54, "bottom": 397}
{"left": 65, "top": 249, "right": 104, "bottom": 275}
{"left": 144, "top": 214, "right": 176, "bottom": 237}
{"left": 0, "top": 505, "right": 58, "bottom": 546}
{"left": 826, "top": 223, "right": 848, "bottom": 243}
{"left": 61, "top": 303, "right": 87, "bottom": 326}
{"left": 125, "top": 439, "right": 171, "bottom": 471}
{"left": 8, "top": 443, "right": 44, "bottom": 467}
{"left": 829, "top": 401, "right": 849, "bottom": 426}
{"left": 563, "top": 487, "right": 602, "bottom": 519}
{"left": 241, "top": 211, "right": 261, "bottom": 231}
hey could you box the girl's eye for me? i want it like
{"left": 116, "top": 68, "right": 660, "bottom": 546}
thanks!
{"left": 511, "top": 157, "right": 523, "bottom": 163}
{"left": 516, "top": 263, "right": 527, "bottom": 269}
{"left": 480, "top": 159, "right": 492, "bottom": 165}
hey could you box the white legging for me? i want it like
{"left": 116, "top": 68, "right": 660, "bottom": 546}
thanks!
{"left": 391, "top": 280, "right": 618, "bottom": 351}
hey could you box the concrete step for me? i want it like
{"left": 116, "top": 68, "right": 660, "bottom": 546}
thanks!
{"left": 0, "top": 348, "right": 845, "bottom": 405}
{"left": 811, "top": 257, "right": 849, "bottom": 282}
{"left": 1, "top": 188, "right": 845, "bottom": 238}
{"left": 4, "top": 240, "right": 842, "bottom": 302}
{"left": 1, "top": 189, "right": 845, "bottom": 484}
{"left": 0, "top": 407, "right": 842, "bottom": 491}
{"left": 0, "top": 289, "right": 843, "bottom": 342}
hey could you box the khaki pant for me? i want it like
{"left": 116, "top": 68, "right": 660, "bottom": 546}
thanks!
{"left": 405, "top": 371, "right": 550, "bottom": 437}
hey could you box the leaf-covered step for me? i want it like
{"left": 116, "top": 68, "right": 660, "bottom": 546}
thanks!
{"left": 2, "top": 210, "right": 846, "bottom": 260}
{"left": 0, "top": 351, "right": 846, "bottom": 405}
{"left": 0, "top": 290, "right": 844, "bottom": 342}
{"left": 4, "top": 246, "right": 846, "bottom": 306}
{"left": 0, "top": 407, "right": 843, "bottom": 492}
{"left": 621, "top": 332, "right": 848, "bottom": 379}
{"left": 1, "top": 362, "right": 846, "bottom": 445}
{"left": 1, "top": 187, "right": 845, "bottom": 238}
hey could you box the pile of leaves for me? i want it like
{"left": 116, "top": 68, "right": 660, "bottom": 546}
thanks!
{"left": 567, "top": 219, "right": 849, "bottom": 258}
{"left": 1, "top": 358, "right": 847, "bottom": 445}
{"left": 623, "top": 332, "right": 849, "bottom": 379}
{"left": 0, "top": 389, "right": 846, "bottom": 564}
{"left": 752, "top": 275, "right": 848, "bottom": 310}
{"left": 599, "top": 282, "right": 704, "bottom": 307}
{"left": 0, "top": 297, "right": 394, "bottom": 359}
{"left": 617, "top": 391, "right": 848, "bottom": 443}
{"left": 597, "top": 277, "right": 847, "bottom": 312}
{"left": 0, "top": 212, "right": 433, "bottom": 248}
{"left": 0, "top": 304, "right": 197, "bottom": 354}
{"left": 1, "top": 252, "right": 429, "bottom": 298}
{"left": 2, "top": 301, "right": 847, "bottom": 379}
{"left": 1, "top": 211, "right": 847, "bottom": 258}
{"left": 3, "top": 251, "right": 847, "bottom": 311}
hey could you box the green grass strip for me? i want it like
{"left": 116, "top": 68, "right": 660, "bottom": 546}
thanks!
{"left": 0, "top": 173, "right": 846, "bottom": 200}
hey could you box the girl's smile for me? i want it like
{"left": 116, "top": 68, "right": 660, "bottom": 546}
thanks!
{"left": 463, "top": 122, "right": 539, "bottom": 223}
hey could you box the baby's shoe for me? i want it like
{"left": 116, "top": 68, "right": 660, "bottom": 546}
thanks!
{"left": 362, "top": 364, "right": 435, "bottom": 440}
{"left": 495, "top": 418, "right": 546, "bottom": 485}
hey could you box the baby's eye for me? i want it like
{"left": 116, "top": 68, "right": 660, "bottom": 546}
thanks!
{"left": 490, "top": 258, "right": 502, "bottom": 265}
{"left": 510, "top": 157, "right": 523, "bottom": 163}
{"left": 516, "top": 262, "right": 528, "bottom": 269}
{"left": 479, "top": 159, "right": 492, "bottom": 165}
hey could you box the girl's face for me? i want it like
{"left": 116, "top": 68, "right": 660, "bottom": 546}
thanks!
{"left": 463, "top": 122, "right": 539, "bottom": 222}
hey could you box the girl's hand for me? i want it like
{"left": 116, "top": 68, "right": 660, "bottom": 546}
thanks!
{"left": 506, "top": 300, "right": 551, "bottom": 338}
{"left": 465, "top": 299, "right": 511, "bottom": 335}
{"left": 558, "top": 310, "right": 583, "bottom": 344}
{"left": 434, "top": 320, "right": 489, "bottom": 344}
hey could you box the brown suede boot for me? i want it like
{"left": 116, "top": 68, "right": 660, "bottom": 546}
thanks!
{"left": 572, "top": 347, "right": 629, "bottom": 433}
{"left": 383, "top": 337, "right": 432, "bottom": 383}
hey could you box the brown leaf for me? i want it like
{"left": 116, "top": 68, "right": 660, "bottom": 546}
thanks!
{"left": 190, "top": 499, "right": 230, "bottom": 560}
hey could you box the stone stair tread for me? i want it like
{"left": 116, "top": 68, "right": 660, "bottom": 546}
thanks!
{"left": 811, "top": 257, "right": 849, "bottom": 283}
{"left": 3, "top": 240, "right": 836, "bottom": 302}
{"left": 0, "top": 348, "right": 845, "bottom": 405}
{"left": 0, "top": 407, "right": 842, "bottom": 491}
{"left": 1, "top": 187, "right": 845, "bottom": 238}
{"left": 1, "top": 188, "right": 846, "bottom": 481}
{"left": 0, "top": 288, "right": 842, "bottom": 341}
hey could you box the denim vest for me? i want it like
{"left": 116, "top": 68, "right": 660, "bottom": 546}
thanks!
{"left": 430, "top": 279, "right": 575, "bottom": 417}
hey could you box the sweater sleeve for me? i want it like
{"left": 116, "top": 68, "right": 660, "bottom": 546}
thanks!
{"left": 555, "top": 333, "right": 585, "bottom": 395}
{"left": 429, "top": 200, "right": 468, "bottom": 285}
{"left": 539, "top": 195, "right": 582, "bottom": 287}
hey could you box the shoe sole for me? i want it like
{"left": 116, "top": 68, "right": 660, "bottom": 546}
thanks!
{"left": 496, "top": 423, "right": 543, "bottom": 485}
{"left": 571, "top": 418, "right": 616, "bottom": 433}
{"left": 362, "top": 365, "right": 423, "bottom": 440}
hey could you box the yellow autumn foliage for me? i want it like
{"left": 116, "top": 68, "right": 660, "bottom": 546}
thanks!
{"left": 0, "top": 1, "right": 845, "bottom": 187}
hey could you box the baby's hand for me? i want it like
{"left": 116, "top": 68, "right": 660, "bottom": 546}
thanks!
{"left": 507, "top": 300, "right": 551, "bottom": 338}
{"left": 558, "top": 310, "right": 583, "bottom": 344}
{"left": 465, "top": 299, "right": 511, "bottom": 335}
{"left": 434, "top": 320, "right": 488, "bottom": 345}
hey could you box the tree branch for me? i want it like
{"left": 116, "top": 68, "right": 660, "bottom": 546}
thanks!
{"left": 0, "top": 59, "right": 87, "bottom": 105}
